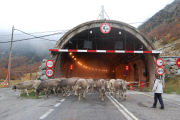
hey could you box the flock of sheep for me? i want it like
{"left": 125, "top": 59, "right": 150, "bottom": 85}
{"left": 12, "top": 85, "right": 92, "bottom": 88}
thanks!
{"left": 12, "top": 78, "right": 130, "bottom": 101}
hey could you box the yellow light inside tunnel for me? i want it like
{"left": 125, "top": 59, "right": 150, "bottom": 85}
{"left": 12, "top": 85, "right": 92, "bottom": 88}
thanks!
{"left": 113, "top": 71, "right": 114, "bottom": 72}
{"left": 74, "top": 58, "right": 76, "bottom": 60}
{"left": 69, "top": 53, "right": 72, "bottom": 55}
{"left": 72, "top": 56, "right": 74, "bottom": 58}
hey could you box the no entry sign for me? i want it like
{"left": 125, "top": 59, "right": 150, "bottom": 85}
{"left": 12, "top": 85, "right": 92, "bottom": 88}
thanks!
{"left": 156, "top": 67, "right": 164, "bottom": 75}
{"left": 176, "top": 57, "right": 180, "bottom": 68}
{"left": 46, "top": 60, "right": 54, "bottom": 68}
{"left": 45, "top": 69, "right": 54, "bottom": 77}
{"left": 100, "top": 23, "right": 111, "bottom": 34}
{"left": 156, "top": 58, "right": 164, "bottom": 67}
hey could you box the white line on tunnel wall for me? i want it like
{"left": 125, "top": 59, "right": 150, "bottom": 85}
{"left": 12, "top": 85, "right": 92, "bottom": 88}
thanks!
{"left": 49, "top": 49, "right": 162, "bottom": 53}
{"left": 39, "top": 109, "right": 54, "bottom": 119}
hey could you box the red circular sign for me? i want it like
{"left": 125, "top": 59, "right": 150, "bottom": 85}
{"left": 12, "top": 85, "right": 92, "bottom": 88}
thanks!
{"left": 100, "top": 23, "right": 111, "bottom": 34}
{"left": 45, "top": 69, "right": 54, "bottom": 77}
{"left": 46, "top": 60, "right": 54, "bottom": 68}
{"left": 156, "top": 58, "right": 164, "bottom": 67}
{"left": 123, "top": 70, "right": 127, "bottom": 75}
{"left": 176, "top": 57, "right": 180, "bottom": 68}
{"left": 156, "top": 67, "right": 164, "bottom": 75}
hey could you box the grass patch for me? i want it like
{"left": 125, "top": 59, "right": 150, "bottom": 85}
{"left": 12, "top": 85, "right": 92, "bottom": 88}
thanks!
{"left": 20, "top": 90, "right": 43, "bottom": 99}
{"left": 164, "top": 75, "right": 180, "bottom": 95}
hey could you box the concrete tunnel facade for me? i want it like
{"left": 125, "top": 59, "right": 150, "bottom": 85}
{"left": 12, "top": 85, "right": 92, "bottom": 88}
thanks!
{"left": 50, "top": 20, "right": 160, "bottom": 88}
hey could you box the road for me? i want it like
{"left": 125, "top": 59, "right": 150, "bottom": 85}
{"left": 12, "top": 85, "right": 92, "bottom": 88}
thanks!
{"left": 0, "top": 87, "right": 180, "bottom": 120}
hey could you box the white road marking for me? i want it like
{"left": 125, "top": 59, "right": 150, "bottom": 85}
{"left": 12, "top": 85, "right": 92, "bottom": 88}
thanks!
{"left": 106, "top": 93, "right": 133, "bottom": 120}
{"left": 54, "top": 103, "right": 61, "bottom": 107}
{"left": 39, "top": 109, "right": 54, "bottom": 119}
{"left": 109, "top": 94, "right": 139, "bottom": 120}
{"left": 141, "top": 92, "right": 180, "bottom": 106}
{"left": 61, "top": 99, "right": 65, "bottom": 102}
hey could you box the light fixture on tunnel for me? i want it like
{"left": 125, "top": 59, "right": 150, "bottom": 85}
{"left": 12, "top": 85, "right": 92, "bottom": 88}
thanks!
{"left": 119, "top": 31, "right": 121, "bottom": 34}
{"left": 72, "top": 56, "right": 74, "bottom": 58}
{"left": 126, "top": 65, "right": 129, "bottom": 71}
{"left": 83, "top": 40, "right": 92, "bottom": 49}
{"left": 90, "top": 31, "right": 92, "bottom": 34}
{"left": 115, "top": 41, "right": 123, "bottom": 49}
{"left": 113, "top": 71, "right": 114, "bottom": 72}
{"left": 69, "top": 53, "right": 72, "bottom": 55}
{"left": 74, "top": 58, "right": 76, "bottom": 60}
{"left": 139, "top": 45, "right": 143, "bottom": 49}
{"left": 70, "top": 65, "right": 73, "bottom": 70}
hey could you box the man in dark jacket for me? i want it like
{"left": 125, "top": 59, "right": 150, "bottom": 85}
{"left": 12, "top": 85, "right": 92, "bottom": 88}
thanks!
{"left": 151, "top": 73, "right": 164, "bottom": 110}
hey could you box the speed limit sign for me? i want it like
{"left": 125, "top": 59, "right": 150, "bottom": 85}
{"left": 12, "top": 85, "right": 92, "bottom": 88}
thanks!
{"left": 45, "top": 69, "right": 54, "bottom": 77}
{"left": 100, "top": 23, "right": 111, "bottom": 33}
{"left": 156, "top": 58, "right": 164, "bottom": 67}
{"left": 46, "top": 60, "right": 54, "bottom": 68}
{"left": 156, "top": 67, "right": 164, "bottom": 75}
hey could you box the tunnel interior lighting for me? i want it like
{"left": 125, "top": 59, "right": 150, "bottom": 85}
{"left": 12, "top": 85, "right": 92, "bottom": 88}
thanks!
{"left": 69, "top": 52, "right": 107, "bottom": 72}
{"left": 126, "top": 65, "right": 129, "bottom": 71}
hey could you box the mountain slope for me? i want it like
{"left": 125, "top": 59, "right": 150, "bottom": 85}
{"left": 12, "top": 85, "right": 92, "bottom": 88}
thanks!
{"left": 138, "top": 0, "right": 180, "bottom": 56}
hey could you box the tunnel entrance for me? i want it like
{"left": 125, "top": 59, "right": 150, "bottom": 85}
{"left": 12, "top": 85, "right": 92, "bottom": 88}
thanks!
{"left": 50, "top": 20, "right": 161, "bottom": 87}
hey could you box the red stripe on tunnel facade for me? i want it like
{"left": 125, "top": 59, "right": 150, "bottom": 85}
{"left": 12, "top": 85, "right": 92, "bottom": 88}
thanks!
{"left": 49, "top": 49, "right": 59, "bottom": 52}
{"left": 125, "top": 51, "right": 134, "bottom": 53}
{"left": 68, "top": 49, "right": 78, "bottom": 52}
{"left": 87, "top": 50, "right": 97, "bottom": 52}
{"left": 143, "top": 51, "right": 152, "bottom": 53}
{"left": 106, "top": 50, "right": 115, "bottom": 53}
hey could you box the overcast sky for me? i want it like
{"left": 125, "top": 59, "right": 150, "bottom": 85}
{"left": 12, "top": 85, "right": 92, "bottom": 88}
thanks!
{"left": 0, "top": 0, "right": 174, "bottom": 35}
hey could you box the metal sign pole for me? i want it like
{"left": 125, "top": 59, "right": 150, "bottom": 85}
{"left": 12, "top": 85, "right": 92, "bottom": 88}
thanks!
{"left": 8, "top": 26, "right": 14, "bottom": 85}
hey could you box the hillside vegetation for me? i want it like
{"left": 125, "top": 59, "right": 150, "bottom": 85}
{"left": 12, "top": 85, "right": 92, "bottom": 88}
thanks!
{"left": 139, "top": 0, "right": 180, "bottom": 56}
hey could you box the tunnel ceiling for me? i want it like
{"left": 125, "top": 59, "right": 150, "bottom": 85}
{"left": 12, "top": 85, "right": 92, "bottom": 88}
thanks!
{"left": 52, "top": 20, "right": 156, "bottom": 71}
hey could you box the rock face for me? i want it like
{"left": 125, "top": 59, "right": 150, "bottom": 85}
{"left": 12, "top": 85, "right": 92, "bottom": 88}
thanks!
{"left": 162, "top": 58, "right": 179, "bottom": 75}
{"left": 37, "top": 59, "right": 54, "bottom": 80}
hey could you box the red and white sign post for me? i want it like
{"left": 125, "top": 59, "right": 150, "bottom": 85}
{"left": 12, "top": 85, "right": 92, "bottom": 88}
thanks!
{"left": 100, "top": 23, "right": 111, "bottom": 34}
{"left": 45, "top": 69, "right": 54, "bottom": 77}
{"left": 156, "top": 58, "right": 165, "bottom": 79}
{"left": 156, "top": 67, "right": 164, "bottom": 75}
{"left": 46, "top": 60, "right": 54, "bottom": 69}
{"left": 45, "top": 60, "right": 54, "bottom": 77}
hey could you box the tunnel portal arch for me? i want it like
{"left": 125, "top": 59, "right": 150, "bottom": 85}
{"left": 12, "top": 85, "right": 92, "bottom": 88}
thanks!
{"left": 51, "top": 20, "right": 160, "bottom": 88}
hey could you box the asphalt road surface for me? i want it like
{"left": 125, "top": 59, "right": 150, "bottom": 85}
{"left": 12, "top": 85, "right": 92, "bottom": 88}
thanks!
{"left": 0, "top": 87, "right": 180, "bottom": 120}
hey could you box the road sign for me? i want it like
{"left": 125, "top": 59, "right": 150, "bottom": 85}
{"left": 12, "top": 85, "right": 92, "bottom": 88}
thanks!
{"left": 156, "top": 67, "right": 164, "bottom": 75}
{"left": 177, "top": 69, "right": 180, "bottom": 75}
{"left": 46, "top": 60, "right": 54, "bottom": 68}
{"left": 123, "top": 70, "right": 127, "bottom": 75}
{"left": 176, "top": 57, "right": 180, "bottom": 68}
{"left": 156, "top": 58, "right": 164, "bottom": 67}
{"left": 45, "top": 69, "right": 54, "bottom": 77}
{"left": 100, "top": 23, "right": 111, "bottom": 34}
